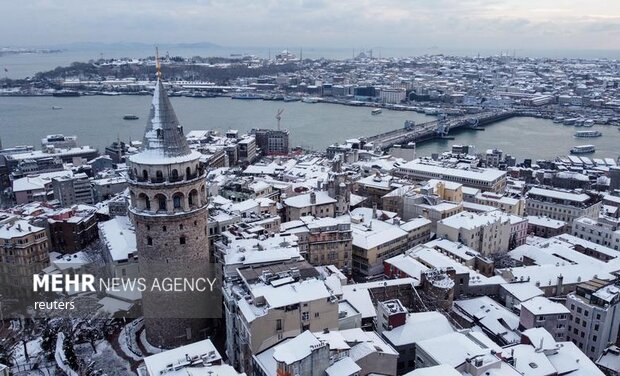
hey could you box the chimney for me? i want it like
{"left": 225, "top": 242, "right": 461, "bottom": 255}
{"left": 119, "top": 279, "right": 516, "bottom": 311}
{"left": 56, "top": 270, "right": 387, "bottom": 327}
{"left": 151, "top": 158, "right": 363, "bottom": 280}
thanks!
{"left": 556, "top": 274, "right": 564, "bottom": 297}
{"left": 372, "top": 204, "right": 377, "bottom": 219}
{"left": 310, "top": 191, "right": 316, "bottom": 204}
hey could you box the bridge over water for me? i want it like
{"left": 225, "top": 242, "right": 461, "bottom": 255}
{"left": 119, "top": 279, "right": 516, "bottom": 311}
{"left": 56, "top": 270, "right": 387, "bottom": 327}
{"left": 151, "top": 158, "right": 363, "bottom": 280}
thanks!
{"left": 361, "top": 110, "right": 518, "bottom": 151}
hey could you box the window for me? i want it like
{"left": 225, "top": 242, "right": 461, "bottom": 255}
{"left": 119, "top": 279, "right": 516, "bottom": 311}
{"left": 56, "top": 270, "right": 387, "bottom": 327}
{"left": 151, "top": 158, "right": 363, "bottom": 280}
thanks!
{"left": 157, "top": 195, "right": 167, "bottom": 211}
{"left": 162, "top": 226, "right": 167, "bottom": 232}
{"left": 276, "top": 319, "right": 282, "bottom": 331}
{"left": 301, "top": 312, "right": 309, "bottom": 320}
{"left": 179, "top": 224, "right": 184, "bottom": 230}
{"left": 594, "top": 324, "right": 599, "bottom": 331}
{"left": 180, "top": 236, "right": 186, "bottom": 245}
{"left": 173, "top": 194, "right": 182, "bottom": 209}
{"left": 147, "top": 237, "right": 153, "bottom": 246}
{"left": 314, "top": 312, "right": 320, "bottom": 318}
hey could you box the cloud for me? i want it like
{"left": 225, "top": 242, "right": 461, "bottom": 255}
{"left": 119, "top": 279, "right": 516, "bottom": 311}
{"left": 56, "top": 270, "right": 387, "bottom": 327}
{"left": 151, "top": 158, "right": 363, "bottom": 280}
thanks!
{"left": 0, "top": 0, "right": 619, "bottom": 51}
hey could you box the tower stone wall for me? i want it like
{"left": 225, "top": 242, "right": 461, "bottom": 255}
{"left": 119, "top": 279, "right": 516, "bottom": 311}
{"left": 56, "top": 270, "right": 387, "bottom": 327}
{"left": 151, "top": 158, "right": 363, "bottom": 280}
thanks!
{"left": 128, "top": 78, "right": 214, "bottom": 349}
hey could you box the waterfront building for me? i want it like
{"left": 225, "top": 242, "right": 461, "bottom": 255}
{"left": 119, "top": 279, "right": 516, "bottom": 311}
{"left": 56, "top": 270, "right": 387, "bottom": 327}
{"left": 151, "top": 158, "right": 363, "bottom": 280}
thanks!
{"left": 394, "top": 161, "right": 507, "bottom": 193}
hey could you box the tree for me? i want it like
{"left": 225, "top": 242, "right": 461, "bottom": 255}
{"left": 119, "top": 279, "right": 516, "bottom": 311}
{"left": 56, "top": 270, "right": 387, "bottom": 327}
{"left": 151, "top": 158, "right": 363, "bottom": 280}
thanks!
{"left": 40, "top": 326, "right": 58, "bottom": 361}
{"left": 62, "top": 333, "right": 79, "bottom": 371}
{"left": 0, "top": 342, "right": 12, "bottom": 366}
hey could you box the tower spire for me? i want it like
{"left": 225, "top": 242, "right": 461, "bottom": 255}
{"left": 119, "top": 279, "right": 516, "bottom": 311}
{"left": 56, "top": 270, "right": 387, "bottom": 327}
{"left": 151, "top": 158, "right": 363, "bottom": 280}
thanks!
{"left": 155, "top": 46, "right": 162, "bottom": 80}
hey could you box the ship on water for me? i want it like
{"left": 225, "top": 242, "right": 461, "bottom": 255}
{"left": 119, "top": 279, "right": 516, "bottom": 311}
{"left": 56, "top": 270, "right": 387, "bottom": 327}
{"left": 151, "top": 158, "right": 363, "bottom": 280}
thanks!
{"left": 371, "top": 108, "right": 382, "bottom": 115}
{"left": 123, "top": 114, "right": 139, "bottom": 120}
{"left": 574, "top": 130, "right": 602, "bottom": 138}
{"left": 231, "top": 92, "right": 262, "bottom": 100}
{"left": 570, "top": 145, "right": 596, "bottom": 154}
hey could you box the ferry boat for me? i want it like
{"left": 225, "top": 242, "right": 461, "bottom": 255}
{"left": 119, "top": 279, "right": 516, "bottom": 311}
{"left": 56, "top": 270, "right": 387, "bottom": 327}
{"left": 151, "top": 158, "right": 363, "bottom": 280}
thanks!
{"left": 231, "top": 92, "right": 262, "bottom": 100}
{"left": 51, "top": 106, "right": 62, "bottom": 110}
{"left": 123, "top": 114, "right": 139, "bottom": 120}
{"left": 574, "top": 130, "right": 602, "bottom": 138}
{"left": 371, "top": 108, "right": 382, "bottom": 115}
{"left": 570, "top": 145, "right": 596, "bottom": 154}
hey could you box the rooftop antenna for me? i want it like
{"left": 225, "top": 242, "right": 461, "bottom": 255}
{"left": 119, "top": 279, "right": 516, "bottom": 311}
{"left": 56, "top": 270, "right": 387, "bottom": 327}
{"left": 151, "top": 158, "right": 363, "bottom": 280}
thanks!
{"left": 155, "top": 46, "right": 162, "bottom": 79}
{"left": 276, "top": 108, "right": 284, "bottom": 130}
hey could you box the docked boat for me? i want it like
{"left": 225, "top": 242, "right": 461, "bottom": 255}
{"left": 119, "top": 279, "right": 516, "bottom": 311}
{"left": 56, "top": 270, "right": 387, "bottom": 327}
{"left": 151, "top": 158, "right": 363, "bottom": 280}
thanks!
{"left": 263, "top": 94, "right": 284, "bottom": 101}
{"left": 570, "top": 145, "right": 596, "bottom": 154}
{"left": 574, "top": 130, "right": 602, "bottom": 138}
{"left": 563, "top": 118, "right": 578, "bottom": 126}
{"left": 552, "top": 116, "right": 564, "bottom": 123}
{"left": 371, "top": 108, "right": 382, "bottom": 115}
{"left": 231, "top": 92, "right": 262, "bottom": 100}
{"left": 123, "top": 114, "right": 139, "bottom": 120}
{"left": 583, "top": 119, "right": 595, "bottom": 127}
{"left": 283, "top": 95, "right": 301, "bottom": 102}
{"left": 301, "top": 97, "right": 320, "bottom": 103}
{"left": 52, "top": 90, "right": 80, "bottom": 97}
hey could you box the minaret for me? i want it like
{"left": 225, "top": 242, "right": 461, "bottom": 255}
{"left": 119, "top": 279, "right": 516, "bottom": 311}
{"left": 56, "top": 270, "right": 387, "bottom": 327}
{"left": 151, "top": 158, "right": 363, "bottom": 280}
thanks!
{"left": 127, "top": 51, "right": 214, "bottom": 349}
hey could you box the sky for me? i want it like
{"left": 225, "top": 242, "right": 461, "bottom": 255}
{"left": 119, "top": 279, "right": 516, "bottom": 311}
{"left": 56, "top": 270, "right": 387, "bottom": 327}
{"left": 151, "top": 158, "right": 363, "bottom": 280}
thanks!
{"left": 2, "top": 0, "right": 620, "bottom": 51}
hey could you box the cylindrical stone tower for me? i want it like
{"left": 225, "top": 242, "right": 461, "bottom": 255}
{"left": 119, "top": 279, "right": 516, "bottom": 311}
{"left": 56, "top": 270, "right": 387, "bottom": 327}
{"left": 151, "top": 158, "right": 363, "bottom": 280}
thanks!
{"left": 127, "top": 73, "right": 213, "bottom": 349}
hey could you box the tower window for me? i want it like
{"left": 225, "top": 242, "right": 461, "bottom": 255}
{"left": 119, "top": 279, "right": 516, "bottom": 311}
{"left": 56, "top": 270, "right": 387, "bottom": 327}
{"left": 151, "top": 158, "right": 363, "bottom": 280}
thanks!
{"left": 156, "top": 195, "right": 167, "bottom": 211}
{"left": 147, "top": 237, "right": 153, "bottom": 246}
{"left": 186, "top": 167, "right": 191, "bottom": 178}
{"left": 173, "top": 195, "right": 182, "bottom": 209}
{"left": 179, "top": 224, "right": 184, "bottom": 230}
{"left": 171, "top": 169, "right": 179, "bottom": 180}
{"left": 162, "top": 225, "right": 167, "bottom": 232}
{"left": 180, "top": 236, "right": 186, "bottom": 245}
{"left": 142, "top": 170, "right": 148, "bottom": 180}
{"left": 156, "top": 170, "right": 163, "bottom": 181}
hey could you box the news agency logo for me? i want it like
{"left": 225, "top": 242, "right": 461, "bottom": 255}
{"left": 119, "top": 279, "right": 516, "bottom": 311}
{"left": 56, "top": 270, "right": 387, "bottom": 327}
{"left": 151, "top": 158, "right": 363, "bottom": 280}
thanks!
{"left": 33, "top": 274, "right": 219, "bottom": 293}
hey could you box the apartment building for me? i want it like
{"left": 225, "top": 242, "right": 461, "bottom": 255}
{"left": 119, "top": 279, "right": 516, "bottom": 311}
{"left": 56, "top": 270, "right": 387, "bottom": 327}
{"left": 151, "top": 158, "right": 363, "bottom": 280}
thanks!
{"left": 566, "top": 279, "right": 620, "bottom": 360}
{"left": 525, "top": 187, "right": 601, "bottom": 224}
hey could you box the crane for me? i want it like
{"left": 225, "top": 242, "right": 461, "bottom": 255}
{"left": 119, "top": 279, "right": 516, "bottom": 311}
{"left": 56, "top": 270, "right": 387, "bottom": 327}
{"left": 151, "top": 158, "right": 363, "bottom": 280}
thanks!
{"left": 276, "top": 109, "right": 284, "bottom": 130}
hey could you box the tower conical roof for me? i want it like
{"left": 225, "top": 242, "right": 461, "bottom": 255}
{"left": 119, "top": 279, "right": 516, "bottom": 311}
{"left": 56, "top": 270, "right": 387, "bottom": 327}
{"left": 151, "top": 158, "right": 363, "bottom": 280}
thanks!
{"left": 142, "top": 79, "right": 192, "bottom": 158}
